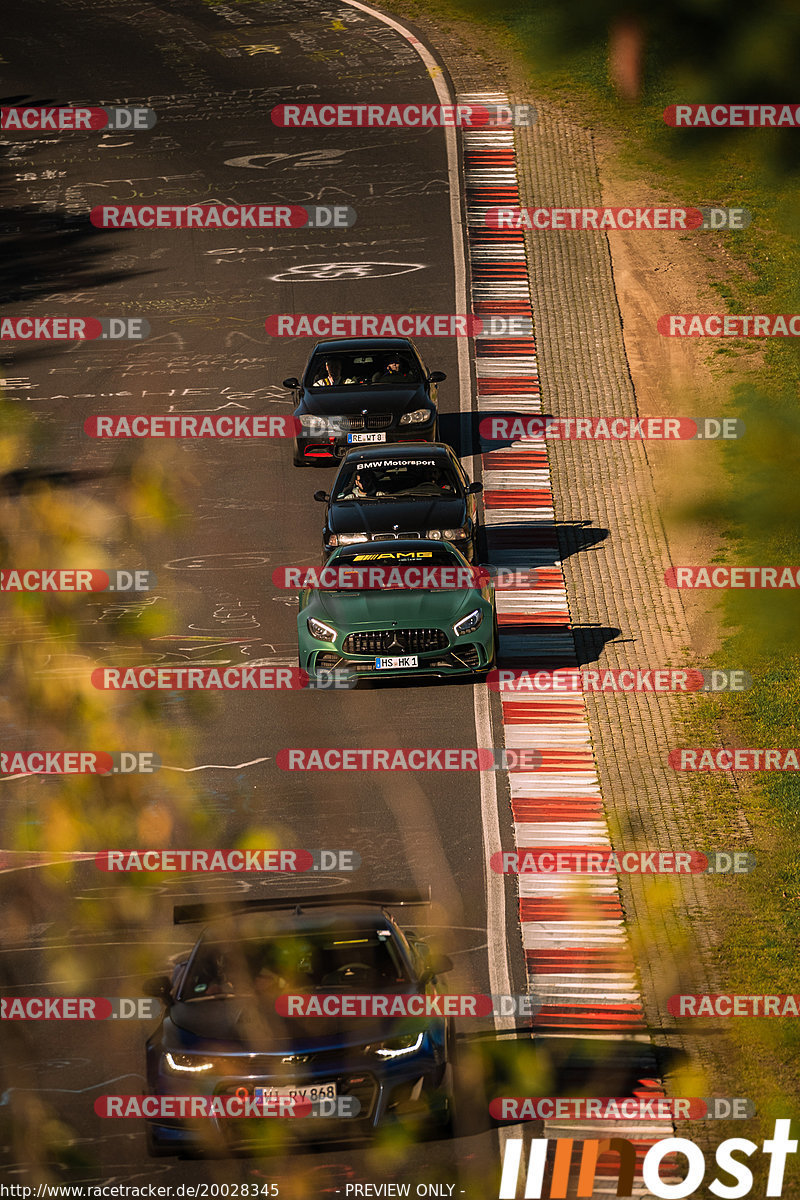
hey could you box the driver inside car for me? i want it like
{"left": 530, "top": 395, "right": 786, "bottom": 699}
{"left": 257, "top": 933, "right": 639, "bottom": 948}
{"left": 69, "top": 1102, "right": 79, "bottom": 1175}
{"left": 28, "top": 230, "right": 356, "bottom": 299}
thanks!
{"left": 191, "top": 952, "right": 233, "bottom": 997}
{"left": 339, "top": 468, "right": 387, "bottom": 499}
{"left": 432, "top": 467, "right": 458, "bottom": 495}
{"left": 371, "top": 354, "right": 414, "bottom": 384}
{"left": 313, "top": 357, "right": 358, "bottom": 386}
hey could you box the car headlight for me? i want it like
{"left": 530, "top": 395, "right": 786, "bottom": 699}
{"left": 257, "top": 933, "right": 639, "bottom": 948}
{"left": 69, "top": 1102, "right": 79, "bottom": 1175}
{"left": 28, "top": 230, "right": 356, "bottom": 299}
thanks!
{"left": 453, "top": 608, "right": 483, "bottom": 636}
{"left": 399, "top": 409, "right": 431, "bottom": 425}
{"left": 426, "top": 528, "right": 469, "bottom": 540}
{"left": 307, "top": 616, "right": 337, "bottom": 642}
{"left": 164, "top": 1051, "right": 215, "bottom": 1074}
{"left": 369, "top": 1032, "right": 425, "bottom": 1059}
{"left": 328, "top": 532, "right": 369, "bottom": 547}
{"left": 299, "top": 414, "right": 334, "bottom": 432}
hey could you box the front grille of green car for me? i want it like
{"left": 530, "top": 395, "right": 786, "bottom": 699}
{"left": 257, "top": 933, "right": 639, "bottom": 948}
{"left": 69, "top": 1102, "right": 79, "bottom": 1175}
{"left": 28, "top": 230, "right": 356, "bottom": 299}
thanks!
{"left": 314, "top": 645, "right": 481, "bottom": 673}
{"left": 343, "top": 628, "right": 449, "bottom": 655}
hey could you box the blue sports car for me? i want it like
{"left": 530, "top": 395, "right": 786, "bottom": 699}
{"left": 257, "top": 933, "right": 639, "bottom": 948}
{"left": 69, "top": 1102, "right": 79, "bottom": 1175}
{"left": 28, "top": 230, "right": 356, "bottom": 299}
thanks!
{"left": 143, "top": 892, "right": 456, "bottom": 1156}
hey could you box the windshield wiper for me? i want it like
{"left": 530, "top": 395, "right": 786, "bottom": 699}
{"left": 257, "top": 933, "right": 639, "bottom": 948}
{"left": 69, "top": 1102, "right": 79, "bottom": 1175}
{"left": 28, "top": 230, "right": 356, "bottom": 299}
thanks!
{"left": 337, "top": 495, "right": 404, "bottom": 502}
{"left": 393, "top": 492, "right": 456, "bottom": 500}
{"left": 333, "top": 496, "right": 385, "bottom": 504}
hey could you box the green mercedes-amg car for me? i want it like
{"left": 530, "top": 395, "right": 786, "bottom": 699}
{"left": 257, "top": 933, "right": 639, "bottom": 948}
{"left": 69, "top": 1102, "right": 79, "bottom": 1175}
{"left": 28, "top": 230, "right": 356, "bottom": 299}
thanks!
{"left": 297, "top": 540, "right": 497, "bottom": 682}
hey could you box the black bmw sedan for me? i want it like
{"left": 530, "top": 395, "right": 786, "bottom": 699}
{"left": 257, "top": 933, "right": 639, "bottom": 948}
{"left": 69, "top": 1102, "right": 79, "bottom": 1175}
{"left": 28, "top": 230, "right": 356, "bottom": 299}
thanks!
{"left": 283, "top": 337, "right": 445, "bottom": 466}
{"left": 314, "top": 442, "right": 482, "bottom": 562}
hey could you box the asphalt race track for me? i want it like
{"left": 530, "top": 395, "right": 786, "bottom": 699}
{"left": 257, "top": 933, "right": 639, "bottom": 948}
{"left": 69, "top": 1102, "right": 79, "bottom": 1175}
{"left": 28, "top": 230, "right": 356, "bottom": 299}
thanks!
{"left": 0, "top": 0, "right": 535, "bottom": 1192}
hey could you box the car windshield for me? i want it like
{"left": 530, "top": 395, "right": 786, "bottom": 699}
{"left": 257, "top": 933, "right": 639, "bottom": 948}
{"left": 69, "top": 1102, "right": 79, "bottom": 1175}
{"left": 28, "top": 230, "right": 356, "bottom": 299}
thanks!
{"left": 180, "top": 928, "right": 409, "bottom": 1001}
{"left": 306, "top": 351, "right": 420, "bottom": 389}
{"left": 332, "top": 458, "right": 461, "bottom": 502}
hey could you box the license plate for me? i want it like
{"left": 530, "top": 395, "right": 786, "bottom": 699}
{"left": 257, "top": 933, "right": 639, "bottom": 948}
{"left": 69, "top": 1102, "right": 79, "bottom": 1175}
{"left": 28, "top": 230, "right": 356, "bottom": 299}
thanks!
{"left": 375, "top": 655, "right": 419, "bottom": 669}
{"left": 348, "top": 432, "right": 386, "bottom": 444}
{"left": 255, "top": 1083, "right": 337, "bottom": 1104}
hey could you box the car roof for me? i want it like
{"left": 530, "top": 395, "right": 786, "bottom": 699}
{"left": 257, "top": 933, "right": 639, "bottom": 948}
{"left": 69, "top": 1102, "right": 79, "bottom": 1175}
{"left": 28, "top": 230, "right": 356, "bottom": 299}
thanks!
{"left": 310, "top": 337, "right": 415, "bottom": 353}
{"left": 339, "top": 442, "right": 453, "bottom": 467}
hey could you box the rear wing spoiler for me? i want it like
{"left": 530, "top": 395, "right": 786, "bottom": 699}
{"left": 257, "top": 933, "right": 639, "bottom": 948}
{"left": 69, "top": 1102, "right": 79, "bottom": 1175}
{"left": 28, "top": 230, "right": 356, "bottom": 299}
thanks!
{"left": 173, "top": 888, "right": 432, "bottom": 925}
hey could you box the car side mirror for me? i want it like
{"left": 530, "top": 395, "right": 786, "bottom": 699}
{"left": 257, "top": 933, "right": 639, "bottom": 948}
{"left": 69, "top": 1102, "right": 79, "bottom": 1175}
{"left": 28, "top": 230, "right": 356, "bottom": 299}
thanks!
{"left": 282, "top": 377, "right": 300, "bottom": 389}
{"left": 467, "top": 481, "right": 483, "bottom": 495}
{"left": 313, "top": 491, "right": 330, "bottom": 503}
{"left": 142, "top": 974, "right": 172, "bottom": 1002}
{"left": 419, "top": 954, "right": 454, "bottom": 984}
{"left": 428, "top": 371, "right": 446, "bottom": 383}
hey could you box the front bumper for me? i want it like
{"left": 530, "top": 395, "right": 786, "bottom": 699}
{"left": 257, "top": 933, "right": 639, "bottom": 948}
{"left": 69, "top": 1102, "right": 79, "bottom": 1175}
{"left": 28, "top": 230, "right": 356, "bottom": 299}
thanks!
{"left": 146, "top": 1056, "right": 451, "bottom": 1154}
{"left": 300, "top": 636, "right": 493, "bottom": 680}
{"left": 294, "top": 417, "right": 437, "bottom": 462}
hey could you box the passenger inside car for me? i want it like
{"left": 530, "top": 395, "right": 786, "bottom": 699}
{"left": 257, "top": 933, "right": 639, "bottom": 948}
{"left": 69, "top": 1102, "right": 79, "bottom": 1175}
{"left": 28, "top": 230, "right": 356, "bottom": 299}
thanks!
{"left": 371, "top": 354, "right": 417, "bottom": 384}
